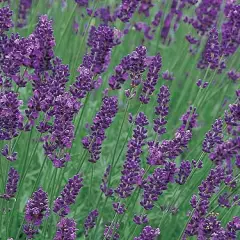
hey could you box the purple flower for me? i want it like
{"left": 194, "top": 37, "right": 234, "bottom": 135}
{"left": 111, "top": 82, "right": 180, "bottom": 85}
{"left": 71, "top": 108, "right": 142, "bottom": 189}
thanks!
{"left": 75, "top": 0, "right": 88, "bottom": 7}
{"left": 0, "top": 91, "right": 24, "bottom": 140}
{"left": 0, "top": 6, "right": 13, "bottom": 33}
{"left": 104, "top": 222, "right": 120, "bottom": 240}
{"left": 152, "top": 10, "right": 162, "bottom": 27}
{"left": 185, "top": 35, "right": 199, "bottom": 45}
{"left": 17, "top": 0, "right": 32, "bottom": 28}
{"left": 224, "top": 91, "right": 240, "bottom": 136}
{"left": 191, "top": 0, "right": 222, "bottom": 35}
{"left": 221, "top": 4, "right": 240, "bottom": 56}
{"left": 209, "top": 137, "right": 240, "bottom": 165}
{"left": 162, "top": 70, "right": 174, "bottom": 81}
{"left": 53, "top": 174, "right": 83, "bottom": 217}
{"left": 25, "top": 15, "right": 55, "bottom": 72}
{"left": 112, "top": 202, "right": 126, "bottom": 214}
{"left": 84, "top": 209, "right": 99, "bottom": 236}
{"left": 134, "top": 22, "right": 154, "bottom": 40}
{"left": 115, "top": 112, "right": 149, "bottom": 198}
{"left": 87, "top": 25, "right": 121, "bottom": 74}
{"left": 138, "top": 0, "right": 154, "bottom": 17}
{"left": 0, "top": 167, "right": 19, "bottom": 200}
{"left": 202, "top": 118, "right": 224, "bottom": 153}
{"left": 82, "top": 96, "right": 118, "bottom": 163}
{"left": 109, "top": 46, "right": 147, "bottom": 90}
{"left": 147, "top": 130, "right": 192, "bottom": 165}
{"left": 179, "top": 106, "right": 198, "bottom": 131}
{"left": 1, "top": 144, "right": 18, "bottom": 161}
{"left": 176, "top": 160, "right": 192, "bottom": 185}
{"left": 118, "top": 0, "right": 141, "bottom": 22}
{"left": 24, "top": 188, "right": 49, "bottom": 238}
{"left": 54, "top": 218, "right": 77, "bottom": 240}
{"left": 153, "top": 85, "right": 170, "bottom": 136}
{"left": 134, "top": 226, "right": 160, "bottom": 240}
{"left": 140, "top": 162, "right": 177, "bottom": 210}
{"left": 100, "top": 165, "right": 114, "bottom": 197}
{"left": 228, "top": 69, "right": 240, "bottom": 82}
{"left": 133, "top": 214, "right": 149, "bottom": 225}
{"left": 139, "top": 54, "right": 162, "bottom": 104}
{"left": 198, "top": 28, "right": 222, "bottom": 70}
{"left": 218, "top": 193, "right": 231, "bottom": 208}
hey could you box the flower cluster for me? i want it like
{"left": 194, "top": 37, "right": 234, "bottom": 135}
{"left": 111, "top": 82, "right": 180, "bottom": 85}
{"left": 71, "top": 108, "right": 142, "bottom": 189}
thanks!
{"left": 84, "top": 209, "right": 99, "bottom": 236}
{"left": 82, "top": 96, "right": 118, "bottom": 163}
{"left": 0, "top": 91, "right": 23, "bottom": 140}
{"left": 115, "top": 112, "right": 149, "bottom": 198}
{"left": 153, "top": 85, "right": 170, "bottom": 136}
{"left": 140, "top": 162, "right": 177, "bottom": 210}
{"left": 0, "top": 167, "right": 19, "bottom": 200}
{"left": 24, "top": 188, "right": 50, "bottom": 238}
{"left": 118, "top": 0, "right": 141, "bottom": 22}
{"left": 109, "top": 46, "right": 147, "bottom": 90}
{"left": 100, "top": 165, "right": 114, "bottom": 197}
{"left": 54, "top": 218, "right": 77, "bottom": 240}
{"left": 53, "top": 174, "right": 83, "bottom": 217}
{"left": 17, "top": 0, "right": 32, "bottom": 28}
{"left": 134, "top": 225, "right": 160, "bottom": 240}
{"left": 139, "top": 53, "right": 162, "bottom": 104}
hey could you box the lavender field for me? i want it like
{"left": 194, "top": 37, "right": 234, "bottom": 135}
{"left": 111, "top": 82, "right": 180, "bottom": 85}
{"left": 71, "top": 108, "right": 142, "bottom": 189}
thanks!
{"left": 0, "top": 0, "right": 239, "bottom": 239}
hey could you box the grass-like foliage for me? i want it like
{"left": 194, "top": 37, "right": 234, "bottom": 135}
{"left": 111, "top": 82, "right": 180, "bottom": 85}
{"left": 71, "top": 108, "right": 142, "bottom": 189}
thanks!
{"left": 0, "top": 0, "right": 239, "bottom": 239}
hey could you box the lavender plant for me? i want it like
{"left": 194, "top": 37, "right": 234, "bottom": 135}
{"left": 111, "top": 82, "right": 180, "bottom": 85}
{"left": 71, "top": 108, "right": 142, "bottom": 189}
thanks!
{"left": 0, "top": 0, "right": 239, "bottom": 239}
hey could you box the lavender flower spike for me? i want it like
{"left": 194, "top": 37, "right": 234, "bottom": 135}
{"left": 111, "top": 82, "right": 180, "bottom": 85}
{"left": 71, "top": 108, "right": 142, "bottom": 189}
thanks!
{"left": 24, "top": 187, "right": 50, "bottom": 238}
{"left": 84, "top": 209, "right": 99, "bottom": 236}
{"left": 139, "top": 53, "right": 162, "bottom": 104}
{"left": 0, "top": 6, "right": 13, "bottom": 33}
{"left": 54, "top": 218, "right": 77, "bottom": 240}
{"left": 82, "top": 96, "right": 118, "bottom": 163}
{"left": 0, "top": 167, "right": 19, "bottom": 200}
{"left": 118, "top": 0, "right": 141, "bottom": 22}
{"left": 134, "top": 226, "right": 160, "bottom": 240}
{"left": 53, "top": 174, "right": 83, "bottom": 217}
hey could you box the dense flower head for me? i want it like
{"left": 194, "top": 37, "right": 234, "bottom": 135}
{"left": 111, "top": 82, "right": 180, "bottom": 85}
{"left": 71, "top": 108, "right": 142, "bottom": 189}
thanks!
{"left": 84, "top": 209, "right": 99, "bottom": 236}
{"left": 147, "top": 129, "right": 192, "bottom": 165}
{"left": 87, "top": 25, "right": 121, "bottom": 74}
{"left": 53, "top": 174, "right": 83, "bottom": 217}
{"left": 118, "top": 0, "right": 141, "bottom": 22}
{"left": 133, "top": 214, "right": 149, "bottom": 225}
{"left": 0, "top": 91, "right": 24, "bottom": 140}
{"left": 138, "top": 0, "right": 154, "bottom": 17}
{"left": 104, "top": 222, "right": 120, "bottom": 240}
{"left": 100, "top": 165, "right": 114, "bottom": 197}
{"left": 109, "top": 45, "right": 147, "bottom": 90}
{"left": 179, "top": 106, "right": 198, "bottom": 131}
{"left": 152, "top": 10, "right": 162, "bottom": 27}
{"left": 202, "top": 118, "right": 224, "bottom": 153}
{"left": 228, "top": 69, "right": 240, "bottom": 82}
{"left": 139, "top": 53, "right": 162, "bottom": 104}
{"left": 198, "top": 28, "right": 222, "bottom": 70}
{"left": 24, "top": 187, "right": 49, "bottom": 235}
{"left": 115, "top": 112, "right": 149, "bottom": 198}
{"left": 82, "top": 96, "right": 118, "bottom": 163}
{"left": 17, "top": 0, "right": 33, "bottom": 28}
{"left": 25, "top": 15, "right": 55, "bottom": 71}
{"left": 221, "top": 3, "right": 240, "bottom": 56}
{"left": 54, "top": 218, "right": 77, "bottom": 240}
{"left": 153, "top": 85, "right": 170, "bottom": 136}
{"left": 0, "top": 167, "right": 19, "bottom": 200}
{"left": 0, "top": 6, "right": 13, "bottom": 33}
{"left": 209, "top": 137, "right": 240, "bottom": 166}
{"left": 140, "top": 162, "right": 177, "bottom": 210}
{"left": 112, "top": 202, "right": 126, "bottom": 214}
{"left": 191, "top": 0, "right": 222, "bottom": 35}
{"left": 134, "top": 225, "right": 160, "bottom": 240}
{"left": 224, "top": 92, "right": 240, "bottom": 136}
{"left": 176, "top": 160, "right": 192, "bottom": 185}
